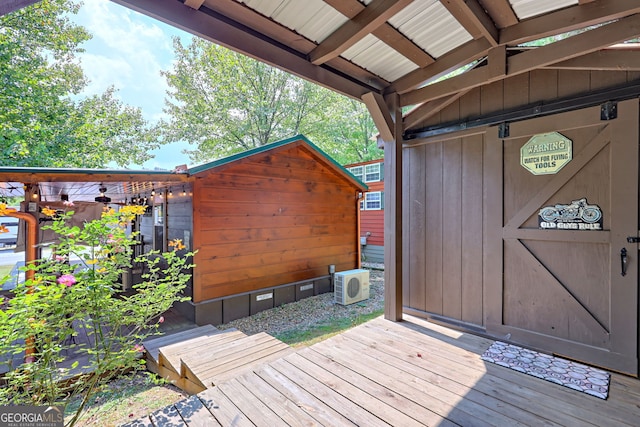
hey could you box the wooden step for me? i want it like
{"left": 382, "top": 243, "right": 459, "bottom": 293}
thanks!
{"left": 158, "top": 329, "right": 246, "bottom": 376}
{"left": 182, "top": 332, "right": 294, "bottom": 391}
{"left": 143, "top": 324, "right": 219, "bottom": 374}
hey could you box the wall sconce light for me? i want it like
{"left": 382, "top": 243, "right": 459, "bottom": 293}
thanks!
{"left": 169, "top": 187, "right": 173, "bottom": 197}
{"left": 151, "top": 187, "right": 156, "bottom": 196}
{"left": 182, "top": 186, "right": 187, "bottom": 196}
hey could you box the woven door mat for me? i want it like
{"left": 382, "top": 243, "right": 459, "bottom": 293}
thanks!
{"left": 481, "top": 341, "right": 610, "bottom": 399}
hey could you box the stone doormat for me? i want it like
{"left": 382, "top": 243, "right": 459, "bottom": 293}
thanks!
{"left": 481, "top": 341, "right": 610, "bottom": 399}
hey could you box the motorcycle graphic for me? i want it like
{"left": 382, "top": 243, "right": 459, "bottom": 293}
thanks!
{"left": 539, "top": 198, "right": 602, "bottom": 223}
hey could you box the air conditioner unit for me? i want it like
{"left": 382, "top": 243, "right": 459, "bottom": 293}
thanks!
{"left": 334, "top": 269, "right": 370, "bottom": 305}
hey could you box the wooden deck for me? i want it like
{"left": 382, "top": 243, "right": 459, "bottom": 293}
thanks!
{"left": 124, "top": 314, "right": 640, "bottom": 426}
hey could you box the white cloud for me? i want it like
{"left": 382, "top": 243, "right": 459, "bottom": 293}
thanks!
{"left": 72, "top": 0, "right": 188, "bottom": 122}
{"left": 70, "top": 0, "right": 193, "bottom": 168}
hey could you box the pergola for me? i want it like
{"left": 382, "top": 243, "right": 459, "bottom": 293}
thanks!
{"left": 4, "top": 0, "right": 640, "bottom": 322}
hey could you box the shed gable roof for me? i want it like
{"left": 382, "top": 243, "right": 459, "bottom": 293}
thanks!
{"left": 187, "top": 135, "right": 367, "bottom": 190}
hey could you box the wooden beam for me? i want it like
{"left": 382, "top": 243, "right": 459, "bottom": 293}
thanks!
{"left": 501, "top": 0, "right": 640, "bottom": 46}
{"left": 202, "top": 0, "right": 389, "bottom": 95}
{"left": 478, "top": 0, "right": 517, "bottom": 29}
{"left": 440, "top": 0, "right": 499, "bottom": 46}
{"left": 384, "top": 94, "right": 403, "bottom": 322}
{"left": 403, "top": 90, "right": 470, "bottom": 131}
{"left": 487, "top": 45, "right": 507, "bottom": 79}
{"left": 401, "top": 14, "right": 640, "bottom": 106}
{"left": 324, "top": 0, "right": 435, "bottom": 67}
{"left": 362, "top": 92, "right": 394, "bottom": 142}
{"left": 546, "top": 49, "right": 640, "bottom": 71}
{"left": 509, "top": 14, "right": 640, "bottom": 74}
{"left": 309, "top": 0, "right": 413, "bottom": 65}
{"left": 184, "top": 0, "right": 204, "bottom": 10}
{"left": 389, "top": 38, "right": 492, "bottom": 95}
{"left": 112, "top": 0, "right": 381, "bottom": 100}
{"left": 0, "top": 0, "right": 40, "bottom": 16}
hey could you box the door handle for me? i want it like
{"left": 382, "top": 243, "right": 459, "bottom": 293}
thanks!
{"left": 621, "top": 247, "right": 628, "bottom": 276}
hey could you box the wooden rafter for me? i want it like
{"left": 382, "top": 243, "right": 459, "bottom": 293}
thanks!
{"left": 324, "top": 0, "right": 434, "bottom": 67}
{"left": 478, "top": 0, "right": 517, "bottom": 29}
{"left": 401, "top": 14, "right": 640, "bottom": 106}
{"left": 390, "top": 0, "right": 640, "bottom": 96}
{"left": 389, "top": 38, "right": 492, "bottom": 95}
{"left": 546, "top": 48, "right": 640, "bottom": 71}
{"left": 202, "top": 0, "right": 389, "bottom": 92}
{"left": 362, "top": 92, "right": 394, "bottom": 142}
{"left": 403, "top": 90, "right": 471, "bottom": 131}
{"left": 309, "top": 0, "right": 413, "bottom": 65}
{"left": 440, "top": 0, "right": 498, "bottom": 46}
{"left": 501, "top": 0, "right": 640, "bottom": 46}
{"left": 183, "top": 0, "right": 204, "bottom": 10}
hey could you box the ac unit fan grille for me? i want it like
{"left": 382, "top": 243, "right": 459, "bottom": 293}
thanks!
{"left": 347, "top": 277, "right": 361, "bottom": 298}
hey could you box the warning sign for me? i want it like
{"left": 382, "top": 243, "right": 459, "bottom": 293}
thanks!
{"left": 520, "top": 132, "right": 572, "bottom": 175}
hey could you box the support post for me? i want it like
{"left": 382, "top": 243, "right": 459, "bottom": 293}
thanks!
{"left": 383, "top": 94, "right": 403, "bottom": 321}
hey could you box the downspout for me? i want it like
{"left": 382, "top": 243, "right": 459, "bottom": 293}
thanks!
{"left": 3, "top": 208, "right": 38, "bottom": 362}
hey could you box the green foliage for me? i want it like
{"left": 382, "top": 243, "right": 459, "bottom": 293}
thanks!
{"left": 0, "top": 0, "right": 159, "bottom": 167}
{"left": 161, "top": 37, "right": 382, "bottom": 164}
{"left": 0, "top": 204, "right": 195, "bottom": 427}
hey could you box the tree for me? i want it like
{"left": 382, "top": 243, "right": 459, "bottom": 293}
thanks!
{"left": 161, "top": 37, "right": 382, "bottom": 163}
{"left": 313, "top": 94, "right": 382, "bottom": 164}
{"left": 0, "top": 0, "right": 159, "bottom": 168}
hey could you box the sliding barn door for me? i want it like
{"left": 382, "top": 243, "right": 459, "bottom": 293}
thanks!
{"left": 485, "top": 99, "right": 638, "bottom": 375}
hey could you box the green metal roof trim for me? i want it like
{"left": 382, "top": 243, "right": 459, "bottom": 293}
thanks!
{"left": 187, "top": 134, "right": 368, "bottom": 190}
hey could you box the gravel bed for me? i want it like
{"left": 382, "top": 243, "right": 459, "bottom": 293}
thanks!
{"left": 217, "top": 269, "right": 384, "bottom": 337}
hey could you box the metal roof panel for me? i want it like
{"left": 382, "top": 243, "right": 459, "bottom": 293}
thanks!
{"left": 510, "top": 0, "right": 578, "bottom": 20}
{"left": 390, "top": 0, "right": 472, "bottom": 58}
{"left": 342, "top": 34, "right": 419, "bottom": 82}
{"left": 240, "top": 0, "right": 347, "bottom": 44}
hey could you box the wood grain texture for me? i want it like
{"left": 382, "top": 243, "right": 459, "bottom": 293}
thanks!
{"left": 192, "top": 144, "right": 359, "bottom": 302}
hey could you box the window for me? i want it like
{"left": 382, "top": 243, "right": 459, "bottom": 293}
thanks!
{"left": 364, "top": 191, "right": 383, "bottom": 210}
{"left": 349, "top": 166, "right": 363, "bottom": 181}
{"left": 364, "top": 163, "right": 382, "bottom": 182}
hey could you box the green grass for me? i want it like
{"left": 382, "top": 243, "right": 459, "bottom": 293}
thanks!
{"left": 275, "top": 309, "right": 384, "bottom": 347}
{"left": 64, "top": 372, "right": 186, "bottom": 426}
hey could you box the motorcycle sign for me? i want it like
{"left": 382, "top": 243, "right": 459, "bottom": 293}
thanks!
{"left": 538, "top": 198, "right": 603, "bottom": 231}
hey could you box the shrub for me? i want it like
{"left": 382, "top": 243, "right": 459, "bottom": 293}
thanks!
{"left": 0, "top": 203, "right": 195, "bottom": 426}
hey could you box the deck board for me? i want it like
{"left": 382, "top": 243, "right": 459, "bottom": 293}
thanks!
{"left": 128, "top": 315, "right": 640, "bottom": 427}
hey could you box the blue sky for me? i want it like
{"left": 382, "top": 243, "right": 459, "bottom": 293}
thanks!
{"left": 71, "top": 0, "right": 193, "bottom": 170}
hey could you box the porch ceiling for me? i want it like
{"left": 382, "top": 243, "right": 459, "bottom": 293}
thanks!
{"left": 0, "top": 169, "right": 189, "bottom": 204}
{"left": 105, "top": 0, "right": 640, "bottom": 138}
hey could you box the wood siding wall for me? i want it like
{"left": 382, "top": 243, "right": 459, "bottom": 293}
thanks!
{"left": 403, "top": 69, "right": 640, "bottom": 328}
{"left": 361, "top": 210, "right": 384, "bottom": 246}
{"left": 192, "top": 145, "right": 360, "bottom": 303}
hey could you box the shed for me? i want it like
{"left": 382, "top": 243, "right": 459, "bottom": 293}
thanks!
{"left": 0, "top": 135, "right": 366, "bottom": 325}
